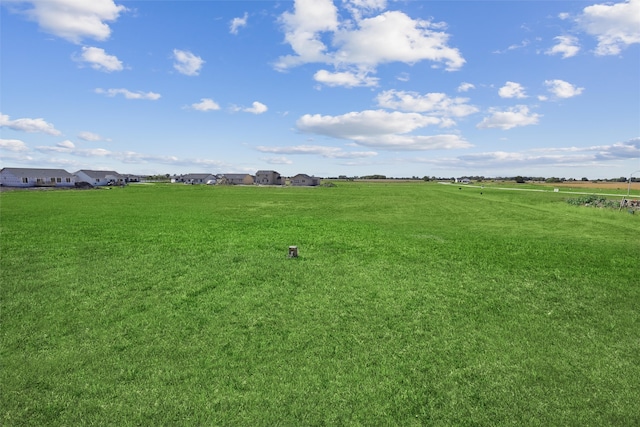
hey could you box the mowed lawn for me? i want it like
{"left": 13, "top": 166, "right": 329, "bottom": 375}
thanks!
{"left": 1, "top": 182, "right": 639, "bottom": 425}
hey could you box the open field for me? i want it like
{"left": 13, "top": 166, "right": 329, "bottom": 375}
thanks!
{"left": 1, "top": 182, "right": 639, "bottom": 425}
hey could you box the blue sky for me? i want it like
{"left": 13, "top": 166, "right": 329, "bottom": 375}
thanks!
{"left": 1, "top": 0, "right": 639, "bottom": 178}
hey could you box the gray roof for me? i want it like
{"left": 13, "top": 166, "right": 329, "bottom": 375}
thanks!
{"left": 223, "top": 173, "right": 253, "bottom": 178}
{"left": 1, "top": 167, "right": 75, "bottom": 178}
{"left": 75, "top": 170, "right": 123, "bottom": 179}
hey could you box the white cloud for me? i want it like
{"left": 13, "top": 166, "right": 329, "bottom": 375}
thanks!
{"left": 190, "top": 98, "right": 221, "bottom": 111}
{"left": 95, "top": 88, "right": 161, "bottom": 100}
{"left": 477, "top": 105, "right": 541, "bottom": 130}
{"left": 343, "top": 0, "right": 387, "bottom": 20}
{"left": 0, "top": 138, "right": 30, "bottom": 151}
{"left": 172, "top": 49, "right": 204, "bottom": 76}
{"left": 7, "top": 0, "right": 126, "bottom": 43}
{"left": 262, "top": 156, "right": 293, "bottom": 165}
{"left": 275, "top": 1, "right": 464, "bottom": 73}
{"left": 314, "top": 69, "right": 379, "bottom": 87}
{"left": 243, "top": 101, "right": 268, "bottom": 114}
{"left": 78, "top": 131, "right": 106, "bottom": 142}
{"left": 546, "top": 35, "right": 581, "bottom": 58}
{"left": 498, "top": 81, "right": 527, "bottom": 99}
{"left": 296, "top": 110, "right": 471, "bottom": 150}
{"left": 230, "top": 12, "right": 248, "bottom": 34}
{"left": 256, "top": 144, "right": 377, "bottom": 158}
{"left": 544, "top": 79, "right": 584, "bottom": 99}
{"left": 75, "top": 46, "right": 123, "bottom": 72}
{"left": 457, "top": 82, "right": 475, "bottom": 92}
{"left": 442, "top": 138, "right": 640, "bottom": 169}
{"left": 333, "top": 11, "right": 465, "bottom": 70}
{"left": 0, "top": 113, "right": 62, "bottom": 135}
{"left": 376, "top": 90, "right": 479, "bottom": 118}
{"left": 577, "top": 0, "right": 640, "bottom": 55}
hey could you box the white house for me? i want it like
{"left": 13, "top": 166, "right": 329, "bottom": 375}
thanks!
{"left": 74, "top": 170, "right": 125, "bottom": 186}
{"left": 174, "top": 173, "right": 217, "bottom": 184}
{"left": 255, "top": 170, "right": 282, "bottom": 185}
{"left": 0, "top": 167, "right": 76, "bottom": 188}
{"left": 291, "top": 173, "right": 320, "bottom": 186}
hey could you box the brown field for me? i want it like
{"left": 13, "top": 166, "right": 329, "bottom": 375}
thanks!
{"left": 536, "top": 181, "right": 640, "bottom": 191}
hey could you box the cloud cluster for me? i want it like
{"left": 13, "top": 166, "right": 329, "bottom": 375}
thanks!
{"left": 75, "top": 46, "right": 123, "bottom": 72}
{"left": 95, "top": 88, "right": 161, "bottom": 100}
{"left": 7, "top": 0, "right": 127, "bottom": 43}
{"left": 477, "top": 106, "right": 541, "bottom": 130}
{"left": 276, "top": 0, "right": 465, "bottom": 87}
{"left": 578, "top": 0, "right": 640, "bottom": 55}
{"left": 0, "top": 113, "right": 62, "bottom": 135}
{"left": 172, "top": 49, "right": 205, "bottom": 76}
{"left": 256, "top": 144, "right": 377, "bottom": 159}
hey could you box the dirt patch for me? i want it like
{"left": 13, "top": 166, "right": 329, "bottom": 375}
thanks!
{"left": 539, "top": 181, "right": 640, "bottom": 191}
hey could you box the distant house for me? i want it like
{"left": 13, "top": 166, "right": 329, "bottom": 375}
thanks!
{"left": 255, "top": 170, "right": 282, "bottom": 185}
{"left": 291, "top": 173, "right": 320, "bottom": 186}
{"left": 220, "top": 174, "right": 255, "bottom": 185}
{"left": 0, "top": 167, "right": 76, "bottom": 188}
{"left": 455, "top": 178, "right": 471, "bottom": 184}
{"left": 75, "top": 170, "right": 125, "bottom": 186}
{"left": 174, "top": 173, "right": 217, "bottom": 185}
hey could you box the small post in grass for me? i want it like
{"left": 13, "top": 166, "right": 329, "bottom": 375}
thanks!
{"left": 288, "top": 246, "right": 298, "bottom": 258}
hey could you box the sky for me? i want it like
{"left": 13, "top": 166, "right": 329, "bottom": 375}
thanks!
{"left": 1, "top": 0, "right": 639, "bottom": 179}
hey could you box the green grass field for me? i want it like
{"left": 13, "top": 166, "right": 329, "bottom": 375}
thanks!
{"left": 2, "top": 182, "right": 639, "bottom": 425}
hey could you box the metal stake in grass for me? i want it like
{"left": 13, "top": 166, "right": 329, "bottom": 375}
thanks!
{"left": 288, "top": 246, "right": 298, "bottom": 258}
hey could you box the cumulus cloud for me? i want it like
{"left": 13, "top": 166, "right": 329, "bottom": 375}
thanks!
{"left": 6, "top": 0, "right": 126, "bottom": 43}
{"left": 577, "top": 0, "right": 640, "bottom": 55}
{"left": 376, "top": 90, "right": 479, "bottom": 118}
{"left": 314, "top": 69, "right": 379, "bottom": 87}
{"left": 0, "top": 113, "right": 62, "bottom": 135}
{"left": 477, "top": 105, "right": 541, "bottom": 130}
{"left": 275, "top": 0, "right": 465, "bottom": 76}
{"left": 235, "top": 101, "right": 268, "bottom": 114}
{"left": 190, "top": 98, "right": 221, "bottom": 111}
{"left": 230, "top": 12, "right": 248, "bottom": 34}
{"left": 0, "top": 138, "right": 30, "bottom": 151}
{"left": 78, "top": 131, "right": 107, "bottom": 142}
{"left": 544, "top": 79, "right": 584, "bottom": 99}
{"left": 498, "top": 81, "right": 527, "bottom": 99}
{"left": 95, "top": 88, "right": 161, "bottom": 100}
{"left": 172, "top": 49, "right": 204, "bottom": 76}
{"left": 262, "top": 156, "right": 293, "bottom": 165}
{"left": 457, "top": 82, "right": 475, "bottom": 92}
{"left": 296, "top": 110, "right": 471, "bottom": 150}
{"left": 256, "top": 144, "right": 377, "bottom": 159}
{"left": 75, "top": 46, "right": 123, "bottom": 72}
{"left": 546, "top": 35, "right": 581, "bottom": 58}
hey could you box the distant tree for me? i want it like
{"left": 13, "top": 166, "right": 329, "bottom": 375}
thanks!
{"left": 515, "top": 176, "right": 525, "bottom": 183}
{"left": 422, "top": 176, "right": 430, "bottom": 181}
{"left": 545, "top": 177, "right": 562, "bottom": 183}
{"left": 581, "top": 177, "right": 589, "bottom": 181}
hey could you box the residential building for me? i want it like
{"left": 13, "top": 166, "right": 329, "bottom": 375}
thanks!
{"left": 174, "top": 173, "right": 217, "bottom": 184}
{"left": 255, "top": 170, "right": 282, "bottom": 185}
{"left": 0, "top": 167, "right": 76, "bottom": 188}
{"left": 291, "top": 173, "right": 320, "bottom": 186}
{"left": 75, "top": 170, "right": 125, "bottom": 186}
{"left": 220, "top": 174, "right": 255, "bottom": 185}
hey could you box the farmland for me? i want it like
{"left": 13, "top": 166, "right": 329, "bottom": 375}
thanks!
{"left": 1, "top": 182, "right": 639, "bottom": 425}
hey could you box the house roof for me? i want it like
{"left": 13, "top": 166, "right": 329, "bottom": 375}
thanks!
{"left": 1, "top": 167, "right": 75, "bottom": 178}
{"left": 223, "top": 173, "right": 253, "bottom": 179}
{"left": 75, "top": 170, "right": 123, "bottom": 179}
{"left": 256, "top": 170, "right": 280, "bottom": 175}
{"left": 292, "top": 173, "right": 312, "bottom": 179}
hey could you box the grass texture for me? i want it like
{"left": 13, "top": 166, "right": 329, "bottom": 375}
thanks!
{"left": 1, "top": 182, "right": 639, "bottom": 425}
